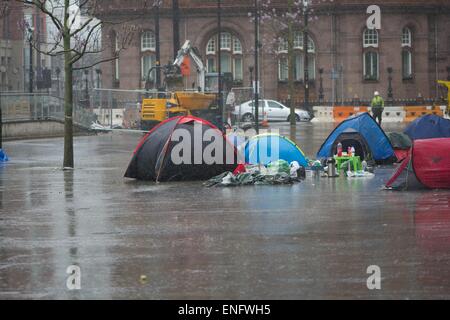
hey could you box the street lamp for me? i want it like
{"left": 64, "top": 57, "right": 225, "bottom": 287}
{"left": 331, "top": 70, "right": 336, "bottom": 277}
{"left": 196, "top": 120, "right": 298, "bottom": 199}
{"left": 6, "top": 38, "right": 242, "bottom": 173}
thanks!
{"left": 27, "top": 26, "right": 34, "bottom": 93}
{"left": 154, "top": 1, "right": 161, "bottom": 89}
{"left": 303, "top": 0, "right": 310, "bottom": 115}
{"left": 387, "top": 67, "right": 394, "bottom": 105}
{"left": 84, "top": 69, "right": 90, "bottom": 108}
{"left": 318, "top": 68, "right": 324, "bottom": 103}
{"left": 217, "top": 0, "right": 223, "bottom": 126}
{"left": 254, "top": 0, "right": 260, "bottom": 134}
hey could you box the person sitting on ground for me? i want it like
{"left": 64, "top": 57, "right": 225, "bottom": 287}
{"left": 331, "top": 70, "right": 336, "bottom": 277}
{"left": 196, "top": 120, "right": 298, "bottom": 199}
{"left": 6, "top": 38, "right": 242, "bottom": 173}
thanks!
{"left": 371, "top": 91, "right": 385, "bottom": 125}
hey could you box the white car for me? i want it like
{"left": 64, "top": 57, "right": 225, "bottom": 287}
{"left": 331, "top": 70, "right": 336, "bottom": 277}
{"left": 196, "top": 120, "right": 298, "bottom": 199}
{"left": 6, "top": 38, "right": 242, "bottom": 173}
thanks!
{"left": 233, "top": 99, "right": 310, "bottom": 123}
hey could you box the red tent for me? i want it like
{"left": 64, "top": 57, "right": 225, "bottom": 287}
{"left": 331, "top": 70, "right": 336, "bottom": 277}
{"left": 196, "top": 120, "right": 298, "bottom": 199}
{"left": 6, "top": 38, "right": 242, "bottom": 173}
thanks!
{"left": 386, "top": 138, "right": 450, "bottom": 190}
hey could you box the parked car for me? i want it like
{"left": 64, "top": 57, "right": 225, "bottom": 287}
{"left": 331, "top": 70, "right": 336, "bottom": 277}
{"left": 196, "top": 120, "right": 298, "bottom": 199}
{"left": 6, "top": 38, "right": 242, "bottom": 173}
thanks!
{"left": 233, "top": 99, "right": 310, "bottom": 123}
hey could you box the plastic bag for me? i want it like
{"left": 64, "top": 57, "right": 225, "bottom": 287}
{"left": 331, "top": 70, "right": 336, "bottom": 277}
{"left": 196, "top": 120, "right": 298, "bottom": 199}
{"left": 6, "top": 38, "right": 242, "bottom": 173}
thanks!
{"left": 266, "top": 160, "right": 291, "bottom": 175}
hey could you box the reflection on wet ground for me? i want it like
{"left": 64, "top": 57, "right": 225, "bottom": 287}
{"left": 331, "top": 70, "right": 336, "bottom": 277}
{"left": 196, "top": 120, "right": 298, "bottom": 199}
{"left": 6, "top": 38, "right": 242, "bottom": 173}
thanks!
{"left": 0, "top": 122, "right": 449, "bottom": 299}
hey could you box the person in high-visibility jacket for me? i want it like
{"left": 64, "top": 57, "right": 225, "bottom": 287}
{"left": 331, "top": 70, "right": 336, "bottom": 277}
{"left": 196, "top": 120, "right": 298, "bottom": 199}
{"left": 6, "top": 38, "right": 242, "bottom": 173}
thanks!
{"left": 371, "top": 91, "right": 385, "bottom": 125}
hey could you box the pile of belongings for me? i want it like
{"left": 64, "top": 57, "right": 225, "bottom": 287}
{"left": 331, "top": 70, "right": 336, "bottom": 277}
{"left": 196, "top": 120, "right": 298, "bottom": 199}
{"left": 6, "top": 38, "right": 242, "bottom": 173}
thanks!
{"left": 205, "top": 160, "right": 305, "bottom": 187}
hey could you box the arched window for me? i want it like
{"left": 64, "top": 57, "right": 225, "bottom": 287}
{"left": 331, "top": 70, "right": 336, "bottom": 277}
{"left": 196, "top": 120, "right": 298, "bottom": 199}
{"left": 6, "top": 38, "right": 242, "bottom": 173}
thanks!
{"left": 363, "top": 28, "right": 379, "bottom": 48}
{"left": 402, "top": 28, "right": 412, "bottom": 47}
{"left": 278, "top": 32, "right": 316, "bottom": 82}
{"left": 205, "top": 32, "right": 243, "bottom": 82}
{"left": 363, "top": 28, "right": 379, "bottom": 80}
{"left": 402, "top": 27, "right": 413, "bottom": 79}
{"left": 141, "top": 31, "right": 156, "bottom": 82}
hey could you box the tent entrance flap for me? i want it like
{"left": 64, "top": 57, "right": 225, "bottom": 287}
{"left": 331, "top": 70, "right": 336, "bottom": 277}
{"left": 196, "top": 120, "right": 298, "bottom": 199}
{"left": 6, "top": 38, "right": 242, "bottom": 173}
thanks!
{"left": 331, "top": 133, "right": 370, "bottom": 160}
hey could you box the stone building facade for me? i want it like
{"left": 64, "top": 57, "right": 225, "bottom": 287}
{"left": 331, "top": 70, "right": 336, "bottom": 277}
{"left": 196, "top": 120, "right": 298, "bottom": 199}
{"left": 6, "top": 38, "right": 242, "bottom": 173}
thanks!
{"left": 96, "top": 0, "right": 450, "bottom": 105}
{"left": 0, "top": 2, "right": 24, "bottom": 92}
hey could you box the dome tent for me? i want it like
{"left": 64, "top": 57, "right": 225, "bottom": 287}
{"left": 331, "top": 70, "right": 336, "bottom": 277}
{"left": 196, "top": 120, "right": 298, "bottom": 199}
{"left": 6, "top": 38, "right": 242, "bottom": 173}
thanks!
{"left": 404, "top": 114, "right": 450, "bottom": 140}
{"left": 317, "top": 112, "right": 395, "bottom": 162}
{"left": 125, "top": 116, "right": 237, "bottom": 182}
{"left": 386, "top": 138, "right": 450, "bottom": 190}
{"left": 244, "top": 133, "right": 308, "bottom": 167}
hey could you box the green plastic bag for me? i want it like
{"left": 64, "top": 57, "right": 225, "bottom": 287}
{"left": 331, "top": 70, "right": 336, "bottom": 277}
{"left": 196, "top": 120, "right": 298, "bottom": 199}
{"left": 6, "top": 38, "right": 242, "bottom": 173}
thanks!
{"left": 266, "top": 160, "right": 291, "bottom": 175}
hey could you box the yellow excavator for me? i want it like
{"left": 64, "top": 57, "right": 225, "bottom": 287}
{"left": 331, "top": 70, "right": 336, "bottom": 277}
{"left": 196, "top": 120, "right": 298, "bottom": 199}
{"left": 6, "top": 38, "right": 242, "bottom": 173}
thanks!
{"left": 438, "top": 80, "right": 450, "bottom": 116}
{"left": 140, "top": 40, "right": 229, "bottom": 130}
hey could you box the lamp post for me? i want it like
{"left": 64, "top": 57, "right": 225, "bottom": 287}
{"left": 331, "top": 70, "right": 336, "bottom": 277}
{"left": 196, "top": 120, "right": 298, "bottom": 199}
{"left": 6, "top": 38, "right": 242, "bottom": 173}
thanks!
{"left": 27, "top": 27, "right": 34, "bottom": 94}
{"left": 303, "top": 0, "right": 310, "bottom": 115}
{"left": 319, "top": 68, "right": 324, "bottom": 103}
{"left": 172, "top": 0, "right": 180, "bottom": 59}
{"left": 387, "top": 67, "right": 393, "bottom": 105}
{"left": 254, "top": 0, "right": 260, "bottom": 134}
{"left": 84, "top": 69, "right": 90, "bottom": 109}
{"left": 446, "top": 66, "right": 450, "bottom": 81}
{"left": 217, "top": 0, "right": 223, "bottom": 125}
{"left": 155, "top": 1, "right": 161, "bottom": 89}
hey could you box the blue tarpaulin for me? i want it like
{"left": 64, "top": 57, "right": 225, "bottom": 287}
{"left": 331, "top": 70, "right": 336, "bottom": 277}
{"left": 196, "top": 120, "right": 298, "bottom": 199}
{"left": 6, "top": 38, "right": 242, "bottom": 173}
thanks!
{"left": 317, "top": 112, "right": 395, "bottom": 161}
{"left": 404, "top": 115, "right": 450, "bottom": 140}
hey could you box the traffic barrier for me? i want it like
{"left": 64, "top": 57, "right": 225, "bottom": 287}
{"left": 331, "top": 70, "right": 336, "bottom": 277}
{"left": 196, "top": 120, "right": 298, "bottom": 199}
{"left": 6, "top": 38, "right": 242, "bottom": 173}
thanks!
{"left": 310, "top": 105, "right": 447, "bottom": 123}
{"left": 404, "top": 106, "right": 443, "bottom": 122}
{"left": 311, "top": 106, "right": 334, "bottom": 123}
{"left": 367, "top": 107, "right": 406, "bottom": 123}
{"left": 333, "top": 106, "right": 368, "bottom": 123}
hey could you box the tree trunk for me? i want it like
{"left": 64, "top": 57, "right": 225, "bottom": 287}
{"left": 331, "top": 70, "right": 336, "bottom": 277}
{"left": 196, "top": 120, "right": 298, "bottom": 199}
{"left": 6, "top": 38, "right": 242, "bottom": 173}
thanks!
{"left": 63, "top": 33, "right": 74, "bottom": 168}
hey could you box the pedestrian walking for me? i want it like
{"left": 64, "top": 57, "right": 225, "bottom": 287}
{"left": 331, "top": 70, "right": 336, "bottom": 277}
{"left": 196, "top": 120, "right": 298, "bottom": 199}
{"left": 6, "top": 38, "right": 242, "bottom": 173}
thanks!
{"left": 371, "top": 91, "right": 385, "bottom": 125}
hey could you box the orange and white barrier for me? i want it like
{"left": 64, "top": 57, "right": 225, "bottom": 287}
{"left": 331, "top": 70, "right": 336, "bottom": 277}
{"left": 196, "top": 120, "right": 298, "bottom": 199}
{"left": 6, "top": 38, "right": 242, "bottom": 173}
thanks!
{"left": 312, "top": 105, "right": 447, "bottom": 123}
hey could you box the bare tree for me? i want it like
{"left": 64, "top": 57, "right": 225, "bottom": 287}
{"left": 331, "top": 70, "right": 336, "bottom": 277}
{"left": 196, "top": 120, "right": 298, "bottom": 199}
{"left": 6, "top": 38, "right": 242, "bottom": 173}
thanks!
{"left": 0, "top": 0, "right": 150, "bottom": 168}
{"left": 256, "top": 0, "right": 330, "bottom": 125}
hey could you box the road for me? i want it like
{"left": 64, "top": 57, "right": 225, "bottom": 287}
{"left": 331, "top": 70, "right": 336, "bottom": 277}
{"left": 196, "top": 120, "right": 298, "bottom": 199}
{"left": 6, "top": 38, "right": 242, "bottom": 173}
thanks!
{"left": 0, "top": 122, "right": 449, "bottom": 299}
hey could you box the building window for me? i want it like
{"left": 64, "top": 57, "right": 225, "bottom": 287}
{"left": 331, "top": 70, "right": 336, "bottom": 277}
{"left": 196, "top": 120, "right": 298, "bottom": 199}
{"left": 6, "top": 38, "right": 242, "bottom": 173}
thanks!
{"left": 401, "top": 27, "right": 413, "bottom": 80}
{"left": 141, "top": 31, "right": 156, "bottom": 83}
{"left": 142, "top": 55, "right": 156, "bottom": 82}
{"left": 402, "top": 28, "right": 412, "bottom": 47}
{"left": 278, "top": 38, "right": 288, "bottom": 53}
{"left": 277, "top": 33, "right": 316, "bottom": 81}
{"left": 206, "top": 32, "right": 243, "bottom": 81}
{"left": 294, "top": 33, "right": 303, "bottom": 49}
{"left": 207, "top": 38, "right": 216, "bottom": 55}
{"left": 364, "top": 51, "right": 379, "bottom": 81}
{"left": 363, "top": 28, "right": 379, "bottom": 48}
{"left": 402, "top": 51, "right": 412, "bottom": 79}
{"left": 220, "top": 32, "right": 232, "bottom": 51}
{"left": 279, "top": 56, "right": 288, "bottom": 81}
{"left": 141, "top": 31, "right": 155, "bottom": 51}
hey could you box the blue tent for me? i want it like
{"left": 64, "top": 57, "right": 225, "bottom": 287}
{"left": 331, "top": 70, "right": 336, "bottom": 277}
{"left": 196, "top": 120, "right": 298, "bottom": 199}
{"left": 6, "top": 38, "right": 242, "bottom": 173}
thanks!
{"left": 404, "top": 114, "right": 450, "bottom": 140}
{"left": 0, "top": 149, "right": 8, "bottom": 162}
{"left": 317, "top": 112, "right": 395, "bottom": 161}
{"left": 245, "top": 133, "right": 309, "bottom": 166}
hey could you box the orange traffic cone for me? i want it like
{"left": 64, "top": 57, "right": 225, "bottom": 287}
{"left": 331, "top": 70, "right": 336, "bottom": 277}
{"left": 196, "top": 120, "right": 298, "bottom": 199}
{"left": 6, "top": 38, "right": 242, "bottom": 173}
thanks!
{"left": 261, "top": 112, "right": 269, "bottom": 127}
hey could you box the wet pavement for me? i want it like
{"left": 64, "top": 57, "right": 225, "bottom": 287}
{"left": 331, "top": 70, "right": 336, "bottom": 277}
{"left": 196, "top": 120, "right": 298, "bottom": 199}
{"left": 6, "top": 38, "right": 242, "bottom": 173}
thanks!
{"left": 1, "top": 122, "right": 450, "bottom": 299}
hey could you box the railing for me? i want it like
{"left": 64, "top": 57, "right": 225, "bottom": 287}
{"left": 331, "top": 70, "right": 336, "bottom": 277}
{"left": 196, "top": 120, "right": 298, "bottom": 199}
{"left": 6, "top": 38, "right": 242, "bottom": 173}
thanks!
{"left": 0, "top": 93, "right": 97, "bottom": 129}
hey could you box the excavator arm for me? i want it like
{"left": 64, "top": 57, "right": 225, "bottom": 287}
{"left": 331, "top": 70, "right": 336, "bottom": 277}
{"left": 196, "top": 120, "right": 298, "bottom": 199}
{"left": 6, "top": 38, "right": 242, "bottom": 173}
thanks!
{"left": 172, "top": 40, "right": 206, "bottom": 92}
{"left": 438, "top": 81, "right": 450, "bottom": 115}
